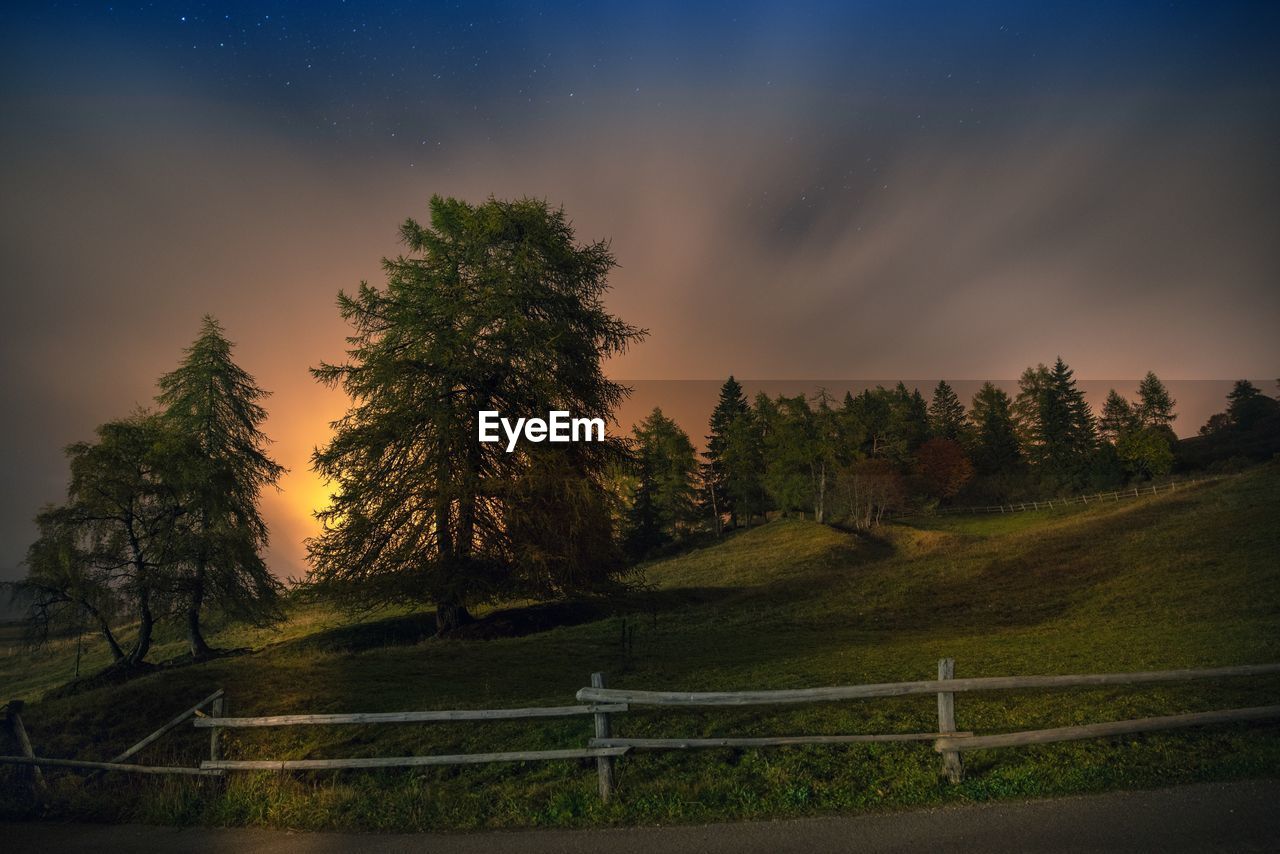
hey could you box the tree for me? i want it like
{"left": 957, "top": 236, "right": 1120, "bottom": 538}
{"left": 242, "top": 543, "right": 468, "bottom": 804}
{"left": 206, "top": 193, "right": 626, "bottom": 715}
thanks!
{"left": 893, "top": 384, "right": 931, "bottom": 464}
{"left": 308, "top": 196, "right": 644, "bottom": 632}
{"left": 835, "top": 459, "right": 905, "bottom": 529}
{"left": 928, "top": 380, "right": 967, "bottom": 441}
{"left": 762, "top": 394, "right": 818, "bottom": 517}
{"left": 505, "top": 449, "right": 626, "bottom": 593}
{"left": 1098, "top": 390, "right": 1137, "bottom": 443}
{"left": 846, "top": 384, "right": 928, "bottom": 467}
{"left": 1017, "top": 358, "right": 1096, "bottom": 487}
{"left": 20, "top": 506, "right": 125, "bottom": 661}
{"left": 915, "top": 437, "right": 975, "bottom": 501}
{"left": 1226, "top": 380, "right": 1272, "bottom": 430}
{"left": 58, "top": 415, "right": 187, "bottom": 666}
{"left": 628, "top": 407, "right": 700, "bottom": 553}
{"left": 1135, "top": 372, "right": 1176, "bottom": 430}
{"left": 720, "top": 407, "right": 769, "bottom": 526}
{"left": 1179, "top": 380, "right": 1280, "bottom": 469}
{"left": 156, "top": 316, "right": 285, "bottom": 658}
{"left": 968, "top": 382, "right": 1022, "bottom": 476}
{"left": 1116, "top": 428, "right": 1174, "bottom": 480}
{"left": 702, "top": 376, "right": 751, "bottom": 531}
{"left": 846, "top": 387, "right": 893, "bottom": 458}
{"left": 1199, "top": 412, "right": 1232, "bottom": 436}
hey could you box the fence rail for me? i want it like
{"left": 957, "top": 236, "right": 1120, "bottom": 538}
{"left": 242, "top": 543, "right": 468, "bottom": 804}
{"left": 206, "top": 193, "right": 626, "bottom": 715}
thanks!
{"left": 203, "top": 747, "right": 630, "bottom": 773}
{"left": 5, "top": 659, "right": 1278, "bottom": 801}
{"left": 913, "top": 475, "right": 1225, "bottom": 517}
{"left": 192, "top": 703, "right": 628, "bottom": 728}
{"left": 574, "top": 662, "right": 1280, "bottom": 706}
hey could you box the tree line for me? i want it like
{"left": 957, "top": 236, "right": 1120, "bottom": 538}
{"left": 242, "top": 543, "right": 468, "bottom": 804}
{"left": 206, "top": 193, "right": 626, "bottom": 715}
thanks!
{"left": 17, "top": 195, "right": 1280, "bottom": 659}
{"left": 620, "top": 370, "right": 1280, "bottom": 557}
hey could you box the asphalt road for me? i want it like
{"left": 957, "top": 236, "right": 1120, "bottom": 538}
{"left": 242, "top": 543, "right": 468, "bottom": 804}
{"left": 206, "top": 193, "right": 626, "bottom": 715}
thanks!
{"left": 5, "top": 780, "right": 1278, "bottom": 853}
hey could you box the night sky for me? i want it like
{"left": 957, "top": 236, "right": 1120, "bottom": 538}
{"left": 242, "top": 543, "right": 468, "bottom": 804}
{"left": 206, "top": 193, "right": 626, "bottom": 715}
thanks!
{"left": 2, "top": 1, "right": 1278, "bottom": 580}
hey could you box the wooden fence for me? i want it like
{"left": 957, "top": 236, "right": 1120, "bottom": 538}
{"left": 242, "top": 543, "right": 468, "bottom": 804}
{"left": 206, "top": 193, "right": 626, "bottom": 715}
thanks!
{"left": 918, "top": 475, "right": 1222, "bottom": 517}
{"left": 4, "top": 661, "right": 1279, "bottom": 801}
{"left": 577, "top": 661, "right": 1280, "bottom": 788}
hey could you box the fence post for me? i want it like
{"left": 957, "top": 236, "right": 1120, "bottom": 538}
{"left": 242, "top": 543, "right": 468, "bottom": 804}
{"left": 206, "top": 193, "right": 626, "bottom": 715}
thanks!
{"left": 590, "top": 672, "right": 615, "bottom": 802}
{"left": 6, "top": 700, "right": 48, "bottom": 795}
{"left": 209, "top": 695, "right": 224, "bottom": 764}
{"left": 936, "top": 659, "right": 963, "bottom": 783}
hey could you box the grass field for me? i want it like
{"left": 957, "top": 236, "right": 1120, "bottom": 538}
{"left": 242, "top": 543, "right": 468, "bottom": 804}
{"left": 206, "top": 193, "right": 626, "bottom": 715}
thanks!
{"left": 2, "top": 463, "right": 1278, "bottom": 830}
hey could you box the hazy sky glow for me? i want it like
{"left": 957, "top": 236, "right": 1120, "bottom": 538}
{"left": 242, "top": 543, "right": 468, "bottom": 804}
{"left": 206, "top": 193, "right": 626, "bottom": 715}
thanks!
{"left": 2, "top": 1, "right": 1277, "bottom": 578}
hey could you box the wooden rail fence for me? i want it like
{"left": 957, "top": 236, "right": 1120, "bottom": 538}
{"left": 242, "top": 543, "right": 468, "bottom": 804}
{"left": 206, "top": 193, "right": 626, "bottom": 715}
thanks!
{"left": 918, "top": 476, "right": 1223, "bottom": 517}
{"left": 4, "top": 661, "right": 1278, "bottom": 801}
{"left": 576, "top": 661, "right": 1280, "bottom": 789}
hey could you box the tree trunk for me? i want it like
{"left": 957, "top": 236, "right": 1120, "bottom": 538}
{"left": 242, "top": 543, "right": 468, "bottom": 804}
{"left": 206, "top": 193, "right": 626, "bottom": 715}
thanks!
{"left": 185, "top": 560, "right": 212, "bottom": 660}
{"left": 436, "top": 457, "right": 479, "bottom": 636}
{"left": 124, "top": 528, "right": 153, "bottom": 666}
{"left": 709, "top": 484, "right": 722, "bottom": 537}
{"left": 96, "top": 616, "right": 125, "bottom": 662}
{"left": 187, "top": 604, "right": 212, "bottom": 658}
{"left": 815, "top": 462, "right": 827, "bottom": 524}
{"left": 435, "top": 598, "right": 473, "bottom": 634}
{"left": 81, "top": 601, "right": 124, "bottom": 661}
{"left": 127, "top": 591, "right": 153, "bottom": 666}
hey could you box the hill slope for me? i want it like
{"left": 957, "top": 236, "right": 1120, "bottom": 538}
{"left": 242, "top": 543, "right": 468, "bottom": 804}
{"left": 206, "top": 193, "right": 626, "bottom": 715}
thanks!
{"left": 2, "top": 465, "right": 1278, "bottom": 830}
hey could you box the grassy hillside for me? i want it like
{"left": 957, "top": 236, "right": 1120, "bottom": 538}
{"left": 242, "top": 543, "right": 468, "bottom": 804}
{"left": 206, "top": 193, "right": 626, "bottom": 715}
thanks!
{"left": 2, "top": 464, "right": 1278, "bottom": 830}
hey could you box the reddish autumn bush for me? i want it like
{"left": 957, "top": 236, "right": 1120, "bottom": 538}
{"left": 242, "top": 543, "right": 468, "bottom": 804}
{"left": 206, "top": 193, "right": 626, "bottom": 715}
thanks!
{"left": 915, "top": 437, "right": 975, "bottom": 500}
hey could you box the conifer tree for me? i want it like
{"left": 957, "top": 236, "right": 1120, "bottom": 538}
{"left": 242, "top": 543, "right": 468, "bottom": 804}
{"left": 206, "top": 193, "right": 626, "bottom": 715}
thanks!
{"left": 887, "top": 383, "right": 930, "bottom": 466}
{"left": 1135, "top": 372, "right": 1176, "bottom": 429}
{"left": 1099, "top": 389, "right": 1137, "bottom": 443}
{"left": 629, "top": 407, "right": 699, "bottom": 553}
{"left": 1018, "top": 358, "right": 1096, "bottom": 487}
{"left": 702, "top": 376, "right": 751, "bottom": 531}
{"left": 762, "top": 394, "right": 818, "bottom": 516}
{"left": 1226, "top": 379, "right": 1271, "bottom": 429}
{"left": 810, "top": 389, "right": 845, "bottom": 523}
{"left": 157, "top": 316, "right": 285, "bottom": 658}
{"left": 721, "top": 407, "right": 769, "bottom": 524}
{"left": 308, "top": 197, "right": 644, "bottom": 632}
{"left": 623, "top": 454, "right": 665, "bottom": 560}
{"left": 847, "top": 387, "right": 892, "bottom": 458}
{"left": 928, "top": 380, "right": 967, "bottom": 441}
{"left": 969, "top": 382, "right": 1022, "bottom": 475}
{"left": 1013, "top": 364, "right": 1052, "bottom": 451}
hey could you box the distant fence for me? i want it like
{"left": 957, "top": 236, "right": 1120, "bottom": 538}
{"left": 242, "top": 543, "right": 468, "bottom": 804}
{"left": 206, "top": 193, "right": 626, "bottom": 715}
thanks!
{"left": 916, "top": 475, "right": 1225, "bottom": 517}
{"left": 5, "top": 660, "right": 1279, "bottom": 801}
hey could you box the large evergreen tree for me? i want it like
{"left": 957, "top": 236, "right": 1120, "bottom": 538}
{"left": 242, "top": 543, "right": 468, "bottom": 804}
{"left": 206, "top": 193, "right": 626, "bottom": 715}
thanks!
{"left": 1226, "top": 379, "right": 1272, "bottom": 430}
{"left": 968, "top": 382, "right": 1022, "bottom": 476}
{"left": 761, "top": 394, "right": 818, "bottom": 517}
{"left": 927, "top": 380, "right": 967, "bottom": 441}
{"left": 156, "top": 316, "right": 285, "bottom": 658}
{"left": 1017, "top": 358, "right": 1096, "bottom": 487}
{"left": 720, "top": 407, "right": 769, "bottom": 524}
{"left": 626, "top": 407, "right": 700, "bottom": 557}
{"left": 702, "top": 376, "right": 751, "bottom": 531}
{"left": 308, "top": 196, "right": 644, "bottom": 632}
{"left": 891, "top": 384, "right": 931, "bottom": 466}
{"left": 846, "top": 387, "right": 892, "bottom": 458}
{"left": 1098, "top": 389, "right": 1137, "bottom": 443}
{"left": 1136, "top": 372, "right": 1176, "bottom": 430}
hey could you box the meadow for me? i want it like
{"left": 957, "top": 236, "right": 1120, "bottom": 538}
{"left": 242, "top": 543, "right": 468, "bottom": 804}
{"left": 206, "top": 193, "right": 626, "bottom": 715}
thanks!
{"left": 2, "top": 463, "right": 1278, "bottom": 830}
